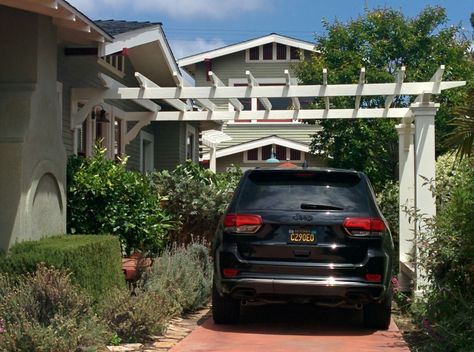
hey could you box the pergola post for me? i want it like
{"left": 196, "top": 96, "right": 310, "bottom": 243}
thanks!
{"left": 411, "top": 102, "right": 439, "bottom": 292}
{"left": 395, "top": 122, "right": 416, "bottom": 292}
{"left": 209, "top": 147, "right": 217, "bottom": 173}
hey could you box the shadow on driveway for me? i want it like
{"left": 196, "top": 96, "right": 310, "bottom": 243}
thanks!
{"left": 172, "top": 303, "right": 410, "bottom": 352}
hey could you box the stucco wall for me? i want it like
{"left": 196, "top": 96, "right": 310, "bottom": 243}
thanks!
{"left": 0, "top": 8, "right": 66, "bottom": 251}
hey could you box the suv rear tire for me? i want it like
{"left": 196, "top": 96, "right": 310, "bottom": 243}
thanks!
{"left": 212, "top": 282, "right": 240, "bottom": 324}
{"left": 363, "top": 287, "right": 392, "bottom": 330}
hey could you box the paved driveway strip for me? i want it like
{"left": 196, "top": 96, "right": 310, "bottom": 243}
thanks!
{"left": 171, "top": 304, "right": 409, "bottom": 352}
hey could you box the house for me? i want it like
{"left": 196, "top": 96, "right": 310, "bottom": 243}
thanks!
{"left": 0, "top": 0, "right": 202, "bottom": 252}
{"left": 178, "top": 33, "right": 325, "bottom": 171}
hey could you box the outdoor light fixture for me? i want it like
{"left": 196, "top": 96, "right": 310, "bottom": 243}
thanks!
{"left": 91, "top": 104, "right": 110, "bottom": 123}
{"left": 265, "top": 149, "right": 280, "bottom": 164}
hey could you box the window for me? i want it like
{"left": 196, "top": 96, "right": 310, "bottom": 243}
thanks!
{"left": 244, "top": 144, "right": 305, "bottom": 163}
{"left": 290, "top": 47, "right": 300, "bottom": 60}
{"left": 249, "top": 47, "right": 259, "bottom": 60}
{"left": 247, "top": 148, "right": 259, "bottom": 160}
{"left": 98, "top": 54, "right": 126, "bottom": 77}
{"left": 261, "top": 145, "right": 272, "bottom": 160}
{"left": 186, "top": 124, "right": 197, "bottom": 162}
{"left": 246, "top": 44, "right": 304, "bottom": 62}
{"left": 114, "top": 118, "right": 123, "bottom": 160}
{"left": 290, "top": 148, "right": 301, "bottom": 161}
{"left": 77, "top": 119, "right": 88, "bottom": 156}
{"left": 140, "top": 130, "right": 154, "bottom": 173}
{"left": 276, "top": 43, "right": 287, "bottom": 60}
{"left": 263, "top": 43, "right": 273, "bottom": 60}
{"left": 276, "top": 145, "right": 286, "bottom": 160}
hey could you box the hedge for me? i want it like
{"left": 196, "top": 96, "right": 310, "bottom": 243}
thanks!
{"left": 0, "top": 235, "right": 125, "bottom": 300}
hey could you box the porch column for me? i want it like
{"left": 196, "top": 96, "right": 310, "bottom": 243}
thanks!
{"left": 411, "top": 102, "right": 439, "bottom": 292}
{"left": 395, "top": 122, "right": 416, "bottom": 292}
{"left": 209, "top": 146, "right": 217, "bottom": 173}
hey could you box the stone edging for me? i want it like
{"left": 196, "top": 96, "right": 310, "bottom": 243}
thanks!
{"left": 105, "top": 305, "right": 211, "bottom": 352}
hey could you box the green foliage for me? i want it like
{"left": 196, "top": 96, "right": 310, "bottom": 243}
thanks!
{"left": 152, "top": 161, "right": 242, "bottom": 243}
{"left": 98, "top": 288, "right": 174, "bottom": 343}
{"left": 445, "top": 83, "right": 474, "bottom": 159}
{"left": 143, "top": 242, "right": 213, "bottom": 313}
{"left": 295, "top": 6, "right": 474, "bottom": 190}
{"left": 406, "top": 156, "right": 474, "bottom": 351}
{"left": 0, "top": 265, "right": 110, "bottom": 351}
{"left": 376, "top": 180, "right": 399, "bottom": 274}
{"left": 0, "top": 235, "right": 125, "bottom": 301}
{"left": 67, "top": 146, "right": 174, "bottom": 256}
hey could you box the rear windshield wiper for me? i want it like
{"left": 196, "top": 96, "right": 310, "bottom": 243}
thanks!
{"left": 300, "top": 203, "right": 344, "bottom": 211}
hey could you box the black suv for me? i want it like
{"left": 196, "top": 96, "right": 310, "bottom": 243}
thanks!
{"left": 212, "top": 168, "right": 393, "bottom": 329}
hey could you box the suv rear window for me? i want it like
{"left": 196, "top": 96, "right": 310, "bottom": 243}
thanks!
{"left": 236, "top": 170, "right": 370, "bottom": 212}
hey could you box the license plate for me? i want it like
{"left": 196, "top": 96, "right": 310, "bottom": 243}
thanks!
{"left": 288, "top": 229, "right": 317, "bottom": 244}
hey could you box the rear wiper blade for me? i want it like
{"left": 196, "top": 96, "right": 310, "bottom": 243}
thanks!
{"left": 300, "top": 203, "right": 344, "bottom": 211}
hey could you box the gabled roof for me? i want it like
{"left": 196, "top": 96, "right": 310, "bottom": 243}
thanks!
{"left": 95, "top": 20, "right": 161, "bottom": 36}
{"left": 201, "top": 135, "right": 310, "bottom": 160}
{"left": 96, "top": 20, "right": 181, "bottom": 87}
{"left": 177, "top": 33, "right": 317, "bottom": 67}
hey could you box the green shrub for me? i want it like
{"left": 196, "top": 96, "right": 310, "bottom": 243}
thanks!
{"left": 143, "top": 242, "right": 213, "bottom": 313}
{"left": 152, "top": 161, "right": 242, "bottom": 243}
{"left": 0, "top": 235, "right": 125, "bottom": 300}
{"left": 407, "top": 155, "right": 474, "bottom": 351}
{"left": 67, "top": 146, "right": 174, "bottom": 256}
{"left": 0, "top": 265, "right": 110, "bottom": 351}
{"left": 98, "top": 287, "right": 175, "bottom": 343}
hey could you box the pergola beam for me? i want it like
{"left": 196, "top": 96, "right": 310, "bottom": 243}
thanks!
{"left": 284, "top": 69, "right": 300, "bottom": 111}
{"left": 123, "top": 107, "right": 411, "bottom": 122}
{"left": 385, "top": 66, "right": 406, "bottom": 109}
{"left": 323, "top": 68, "right": 330, "bottom": 110}
{"left": 354, "top": 67, "right": 365, "bottom": 109}
{"left": 95, "top": 81, "right": 465, "bottom": 101}
{"left": 98, "top": 73, "right": 160, "bottom": 112}
{"left": 246, "top": 70, "right": 272, "bottom": 111}
{"left": 414, "top": 65, "right": 445, "bottom": 104}
{"left": 173, "top": 71, "right": 215, "bottom": 111}
{"left": 209, "top": 71, "right": 244, "bottom": 111}
{"left": 135, "top": 72, "right": 188, "bottom": 112}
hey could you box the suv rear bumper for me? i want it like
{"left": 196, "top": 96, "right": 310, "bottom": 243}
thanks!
{"left": 219, "top": 277, "right": 386, "bottom": 304}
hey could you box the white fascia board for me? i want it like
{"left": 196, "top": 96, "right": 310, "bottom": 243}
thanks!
{"left": 177, "top": 33, "right": 317, "bottom": 67}
{"left": 105, "top": 25, "right": 162, "bottom": 55}
{"left": 202, "top": 135, "right": 310, "bottom": 160}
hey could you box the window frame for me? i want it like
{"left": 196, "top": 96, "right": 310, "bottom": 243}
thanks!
{"left": 245, "top": 43, "right": 304, "bottom": 63}
{"left": 243, "top": 144, "right": 305, "bottom": 163}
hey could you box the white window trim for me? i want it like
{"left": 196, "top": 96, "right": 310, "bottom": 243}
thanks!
{"left": 186, "top": 124, "right": 197, "bottom": 162}
{"left": 245, "top": 43, "right": 304, "bottom": 63}
{"left": 139, "top": 130, "right": 154, "bottom": 173}
{"left": 243, "top": 144, "right": 305, "bottom": 163}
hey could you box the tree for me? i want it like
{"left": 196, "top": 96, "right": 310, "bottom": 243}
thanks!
{"left": 444, "top": 13, "right": 474, "bottom": 159}
{"left": 295, "top": 6, "right": 473, "bottom": 190}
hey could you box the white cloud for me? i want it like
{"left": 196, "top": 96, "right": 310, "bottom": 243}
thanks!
{"left": 170, "top": 37, "right": 227, "bottom": 59}
{"left": 69, "top": 0, "right": 268, "bottom": 19}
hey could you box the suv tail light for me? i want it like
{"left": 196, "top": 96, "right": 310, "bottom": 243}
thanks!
{"left": 343, "top": 217, "right": 385, "bottom": 236}
{"left": 224, "top": 214, "right": 262, "bottom": 234}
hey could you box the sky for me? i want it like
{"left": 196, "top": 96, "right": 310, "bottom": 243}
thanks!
{"left": 69, "top": 0, "right": 473, "bottom": 60}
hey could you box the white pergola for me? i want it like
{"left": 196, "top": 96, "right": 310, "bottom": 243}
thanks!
{"left": 71, "top": 65, "right": 465, "bottom": 291}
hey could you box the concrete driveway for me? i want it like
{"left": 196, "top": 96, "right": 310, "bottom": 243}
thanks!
{"left": 170, "top": 303, "right": 409, "bottom": 352}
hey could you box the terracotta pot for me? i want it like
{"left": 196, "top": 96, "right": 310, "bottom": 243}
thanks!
{"left": 122, "top": 253, "right": 153, "bottom": 280}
